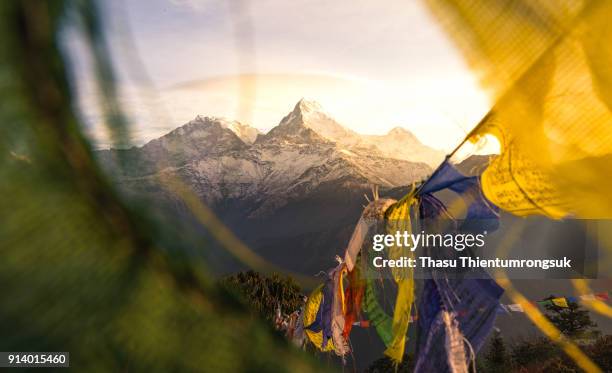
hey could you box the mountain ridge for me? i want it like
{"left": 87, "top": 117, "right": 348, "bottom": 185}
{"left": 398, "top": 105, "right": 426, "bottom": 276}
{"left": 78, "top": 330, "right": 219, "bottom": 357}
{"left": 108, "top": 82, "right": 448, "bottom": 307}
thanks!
{"left": 96, "top": 99, "right": 441, "bottom": 275}
{"left": 98, "top": 100, "right": 438, "bottom": 217}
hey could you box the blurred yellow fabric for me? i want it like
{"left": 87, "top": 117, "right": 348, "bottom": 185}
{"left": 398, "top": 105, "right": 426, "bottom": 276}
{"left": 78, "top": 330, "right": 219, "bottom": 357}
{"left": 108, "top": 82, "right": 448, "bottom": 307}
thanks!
{"left": 427, "top": 0, "right": 612, "bottom": 218}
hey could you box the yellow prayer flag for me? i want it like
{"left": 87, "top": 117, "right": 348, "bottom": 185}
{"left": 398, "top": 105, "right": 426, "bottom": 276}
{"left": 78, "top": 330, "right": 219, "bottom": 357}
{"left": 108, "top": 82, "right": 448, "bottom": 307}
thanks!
{"left": 427, "top": 0, "right": 612, "bottom": 218}
{"left": 552, "top": 297, "right": 570, "bottom": 308}
{"left": 383, "top": 197, "right": 416, "bottom": 363}
{"left": 303, "top": 285, "right": 334, "bottom": 352}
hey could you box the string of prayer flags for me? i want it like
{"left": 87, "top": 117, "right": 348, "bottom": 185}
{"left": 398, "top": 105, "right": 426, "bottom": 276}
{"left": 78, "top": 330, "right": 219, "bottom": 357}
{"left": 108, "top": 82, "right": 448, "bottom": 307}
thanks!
{"left": 499, "top": 292, "right": 612, "bottom": 313}
{"left": 304, "top": 0, "right": 612, "bottom": 366}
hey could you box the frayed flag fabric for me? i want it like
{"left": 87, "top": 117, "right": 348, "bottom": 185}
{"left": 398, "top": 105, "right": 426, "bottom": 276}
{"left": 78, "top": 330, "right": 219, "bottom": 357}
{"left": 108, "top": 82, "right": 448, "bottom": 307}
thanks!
{"left": 414, "top": 191, "right": 503, "bottom": 373}
{"left": 342, "top": 264, "right": 365, "bottom": 339}
{"left": 506, "top": 304, "right": 524, "bottom": 313}
{"left": 330, "top": 264, "right": 350, "bottom": 356}
{"left": 496, "top": 304, "right": 510, "bottom": 314}
{"left": 415, "top": 278, "right": 503, "bottom": 373}
{"left": 344, "top": 218, "right": 370, "bottom": 272}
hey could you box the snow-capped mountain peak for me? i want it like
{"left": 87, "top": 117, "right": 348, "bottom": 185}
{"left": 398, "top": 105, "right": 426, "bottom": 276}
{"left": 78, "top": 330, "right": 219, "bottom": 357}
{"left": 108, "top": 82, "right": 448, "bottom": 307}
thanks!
{"left": 273, "top": 99, "right": 362, "bottom": 147}
{"left": 256, "top": 99, "right": 333, "bottom": 144}
{"left": 296, "top": 98, "right": 324, "bottom": 113}
{"left": 277, "top": 98, "right": 328, "bottom": 127}
{"left": 388, "top": 126, "right": 414, "bottom": 137}
{"left": 191, "top": 115, "right": 260, "bottom": 144}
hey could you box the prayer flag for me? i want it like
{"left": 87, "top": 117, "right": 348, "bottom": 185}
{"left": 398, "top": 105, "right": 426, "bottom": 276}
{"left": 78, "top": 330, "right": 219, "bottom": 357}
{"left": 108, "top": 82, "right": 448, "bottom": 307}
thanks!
{"left": 303, "top": 285, "right": 334, "bottom": 352}
{"left": 383, "top": 197, "right": 417, "bottom": 363}
{"left": 426, "top": 0, "right": 612, "bottom": 218}
{"left": 507, "top": 304, "right": 524, "bottom": 313}
{"left": 420, "top": 160, "right": 500, "bottom": 232}
{"left": 595, "top": 292, "right": 609, "bottom": 301}
{"left": 552, "top": 298, "right": 569, "bottom": 308}
{"left": 415, "top": 279, "right": 503, "bottom": 372}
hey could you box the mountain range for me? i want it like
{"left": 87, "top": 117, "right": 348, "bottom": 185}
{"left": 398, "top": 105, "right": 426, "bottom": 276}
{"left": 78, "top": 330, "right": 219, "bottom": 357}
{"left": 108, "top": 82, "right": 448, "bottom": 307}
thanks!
{"left": 97, "top": 99, "right": 443, "bottom": 273}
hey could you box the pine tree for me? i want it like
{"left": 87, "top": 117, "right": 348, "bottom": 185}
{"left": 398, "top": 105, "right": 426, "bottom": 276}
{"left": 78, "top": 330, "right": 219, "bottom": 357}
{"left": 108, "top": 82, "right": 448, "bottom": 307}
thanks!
{"left": 221, "top": 270, "right": 304, "bottom": 321}
{"left": 483, "top": 330, "right": 511, "bottom": 372}
{"left": 365, "top": 353, "right": 414, "bottom": 372}
{"left": 543, "top": 295, "right": 598, "bottom": 339}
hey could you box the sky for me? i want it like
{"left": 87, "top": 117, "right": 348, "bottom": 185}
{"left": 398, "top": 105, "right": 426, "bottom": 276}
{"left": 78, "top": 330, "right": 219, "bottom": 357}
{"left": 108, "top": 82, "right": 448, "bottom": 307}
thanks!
{"left": 70, "top": 0, "right": 492, "bottom": 151}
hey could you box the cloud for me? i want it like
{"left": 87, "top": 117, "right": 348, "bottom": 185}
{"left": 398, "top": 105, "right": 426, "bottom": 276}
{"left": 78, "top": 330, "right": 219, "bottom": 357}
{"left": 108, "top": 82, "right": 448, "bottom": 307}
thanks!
{"left": 168, "top": 0, "right": 218, "bottom": 12}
